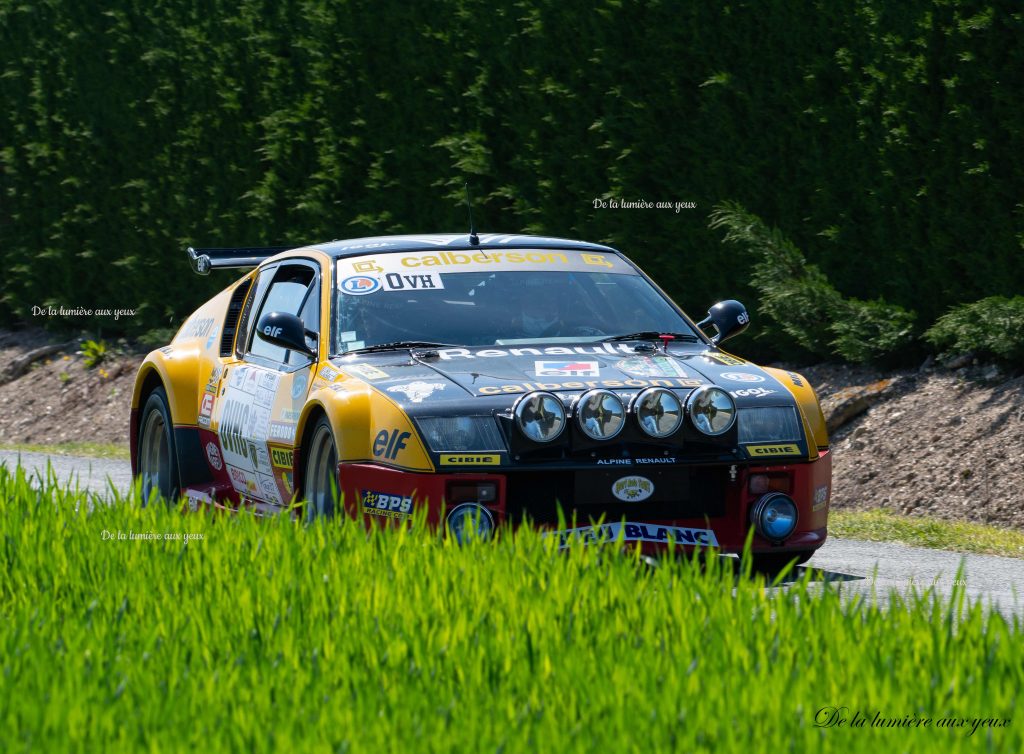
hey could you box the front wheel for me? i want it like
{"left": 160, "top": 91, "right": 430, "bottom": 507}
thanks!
{"left": 137, "top": 387, "right": 180, "bottom": 506}
{"left": 302, "top": 416, "right": 339, "bottom": 521}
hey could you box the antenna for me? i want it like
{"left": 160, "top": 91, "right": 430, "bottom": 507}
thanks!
{"left": 465, "top": 183, "right": 479, "bottom": 246}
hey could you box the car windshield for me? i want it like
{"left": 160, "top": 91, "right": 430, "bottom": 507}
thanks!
{"left": 332, "top": 248, "right": 700, "bottom": 354}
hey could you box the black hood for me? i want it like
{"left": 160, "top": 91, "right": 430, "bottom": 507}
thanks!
{"left": 332, "top": 344, "right": 793, "bottom": 410}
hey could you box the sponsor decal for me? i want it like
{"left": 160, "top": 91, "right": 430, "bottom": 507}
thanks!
{"left": 549, "top": 522, "right": 718, "bottom": 548}
{"left": 439, "top": 343, "right": 656, "bottom": 360}
{"left": 732, "top": 388, "right": 777, "bottom": 398}
{"left": 204, "top": 364, "right": 223, "bottom": 393}
{"left": 205, "top": 442, "right": 223, "bottom": 471}
{"left": 279, "top": 409, "right": 301, "bottom": 421}
{"left": 596, "top": 457, "right": 677, "bottom": 466}
{"left": 719, "top": 372, "right": 765, "bottom": 383}
{"left": 373, "top": 429, "right": 411, "bottom": 460}
{"left": 180, "top": 316, "right": 216, "bottom": 340}
{"left": 703, "top": 352, "right": 745, "bottom": 367}
{"left": 746, "top": 443, "right": 801, "bottom": 457}
{"left": 387, "top": 381, "right": 446, "bottom": 403}
{"left": 612, "top": 476, "right": 655, "bottom": 502}
{"left": 812, "top": 485, "right": 830, "bottom": 512}
{"left": 185, "top": 489, "right": 213, "bottom": 512}
{"left": 270, "top": 447, "right": 293, "bottom": 469}
{"left": 614, "top": 355, "right": 689, "bottom": 378}
{"left": 319, "top": 366, "right": 340, "bottom": 382}
{"left": 535, "top": 360, "right": 600, "bottom": 377}
{"left": 343, "top": 249, "right": 634, "bottom": 277}
{"left": 205, "top": 330, "right": 218, "bottom": 351}
{"left": 361, "top": 489, "right": 413, "bottom": 519}
{"left": 440, "top": 454, "right": 501, "bottom": 466}
{"left": 340, "top": 275, "right": 381, "bottom": 295}
{"left": 281, "top": 472, "right": 294, "bottom": 496}
{"left": 477, "top": 376, "right": 702, "bottom": 396}
{"left": 380, "top": 272, "right": 444, "bottom": 291}
{"left": 345, "top": 363, "right": 389, "bottom": 381}
{"left": 292, "top": 372, "right": 309, "bottom": 400}
{"left": 787, "top": 371, "right": 805, "bottom": 388}
{"left": 228, "top": 465, "right": 260, "bottom": 496}
{"left": 159, "top": 346, "right": 174, "bottom": 355}
{"left": 269, "top": 421, "right": 296, "bottom": 442}
{"left": 198, "top": 392, "right": 215, "bottom": 427}
{"left": 258, "top": 473, "right": 282, "bottom": 505}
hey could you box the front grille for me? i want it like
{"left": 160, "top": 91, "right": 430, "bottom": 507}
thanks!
{"left": 506, "top": 467, "right": 727, "bottom": 525}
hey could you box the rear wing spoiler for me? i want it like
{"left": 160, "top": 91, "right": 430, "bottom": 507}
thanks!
{"left": 186, "top": 246, "right": 296, "bottom": 275}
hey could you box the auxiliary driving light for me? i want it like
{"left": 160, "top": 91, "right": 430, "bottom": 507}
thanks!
{"left": 514, "top": 391, "right": 566, "bottom": 443}
{"left": 446, "top": 503, "right": 496, "bottom": 544}
{"left": 685, "top": 385, "right": 737, "bottom": 436}
{"left": 575, "top": 389, "right": 626, "bottom": 440}
{"left": 751, "top": 493, "right": 799, "bottom": 543}
{"left": 632, "top": 387, "right": 683, "bottom": 438}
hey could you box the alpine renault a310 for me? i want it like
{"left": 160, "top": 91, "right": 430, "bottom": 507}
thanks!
{"left": 130, "top": 233, "right": 832, "bottom": 568}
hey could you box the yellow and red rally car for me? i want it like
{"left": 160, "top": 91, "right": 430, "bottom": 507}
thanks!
{"left": 130, "top": 233, "right": 831, "bottom": 567}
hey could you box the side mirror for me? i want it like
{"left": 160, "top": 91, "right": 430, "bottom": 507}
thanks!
{"left": 697, "top": 300, "right": 749, "bottom": 344}
{"left": 255, "top": 311, "right": 318, "bottom": 358}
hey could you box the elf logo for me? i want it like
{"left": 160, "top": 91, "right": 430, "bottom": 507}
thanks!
{"left": 373, "top": 429, "right": 411, "bottom": 460}
{"left": 263, "top": 325, "right": 283, "bottom": 338}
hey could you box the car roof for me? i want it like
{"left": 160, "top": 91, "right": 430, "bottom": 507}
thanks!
{"left": 311, "top": 233, "right": 619, "bottom": 259}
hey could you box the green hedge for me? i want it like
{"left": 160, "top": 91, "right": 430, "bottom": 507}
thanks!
{"left": 2, "top": 1, "right": 1022, "bottom": 356}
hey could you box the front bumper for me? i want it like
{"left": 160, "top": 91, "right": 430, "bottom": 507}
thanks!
{"left": 338, "top": 450, "right": 832, "bottom": 555}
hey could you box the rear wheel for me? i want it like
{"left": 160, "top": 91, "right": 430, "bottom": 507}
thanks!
{"left": 138, "top": 387, "right": 179, "bottom": 506}
{"left": 750, "top": 550, "right": 815, "bottom": 574}
{"left": 303, "top": 416, "right": 339, "bottom": 521}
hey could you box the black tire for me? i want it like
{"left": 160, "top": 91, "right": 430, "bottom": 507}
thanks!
{"left": 750, "top": 550, "right": 815, "bottom": 575}
{"left": 302, "top": 415, "right": 339, "bottom": 521}
{"left": 137, "top": 387, "right": 180, "bottom": 506}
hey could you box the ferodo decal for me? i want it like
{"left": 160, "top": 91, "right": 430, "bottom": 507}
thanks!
{"left": 269, "top": 422, "right": 296, "bottom": 442}
{"left": 373, "top": 429, "right": 411, "bottom": 460}
{"left": 703, "top": 352, "right": 745, "bottom": 367}
{"left": 361, "top": 490, "right": 413, "bottom": 519}
{"left": 535, "top": 361, "right": 599, "bottom": 377}
{"left": 340, "top": 249, "right": 634, "bottom": 277}
{"left": 344, "top": 363, "right": 389, "bottom": 381}
{"left": 440, "top": 454, "right": 501, "bottom": 466}
{"left": 270, "top": 447, "right": 293, "bottom": 469}
{"left": 550, "top": 523, "right": 718, "bottom": 548}
{"left": 719, "top": 372, "right": 764, "bottom": 383}
{"left": 476, "top": 376, "right": 702, "bottom": 396}
{"left": 612, "top": 476, "right": 654, "bottom": 502}
{"left": 746, "top": 443, "right": 801, "bottom": 457}
{"left": 615, "top": 355, "right": 689, "bottom": 378}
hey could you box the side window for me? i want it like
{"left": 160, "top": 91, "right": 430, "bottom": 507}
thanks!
{"left": 247, "top": 264, "right": 317, "bottom": 365}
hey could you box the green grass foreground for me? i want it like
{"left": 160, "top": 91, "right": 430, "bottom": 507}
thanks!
{"left": 0, "top": 464, "right": 1020, "bottom": 753}
{"left": 0, "top": 441, "right": 130, "bottom": 461}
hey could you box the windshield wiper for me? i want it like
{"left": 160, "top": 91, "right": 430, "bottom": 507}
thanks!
{"left": 601, "top": 331, "right": 700, "bottom": 343}
{"left": 343, "top": 341, "right": 459, "bottom": 355}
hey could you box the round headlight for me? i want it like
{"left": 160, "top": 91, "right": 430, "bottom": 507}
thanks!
{"left": 632, "top": 387, "right": 683, "bottom": 438}
{"left": 446, "top": 503, "right": 495, "bottom": 544}
{"left": 751, "top": 493, "right": 798, "bottom": 542}
{"left": 575, "top": 389, "right": 625, "bottom": 440}
{"left": 685, "top": 386, "right": 737, "bottom": 436}
{"left": 514, "top": 391, "right": 566, "bottom": 443}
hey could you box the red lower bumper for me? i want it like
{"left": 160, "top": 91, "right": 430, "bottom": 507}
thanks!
{"left": 338, "top": 450, "right": 832, "bottom": 555}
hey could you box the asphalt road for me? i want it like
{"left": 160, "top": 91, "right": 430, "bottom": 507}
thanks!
{"left": 3, "top": 450, "right": 1022, "bottom": 619}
